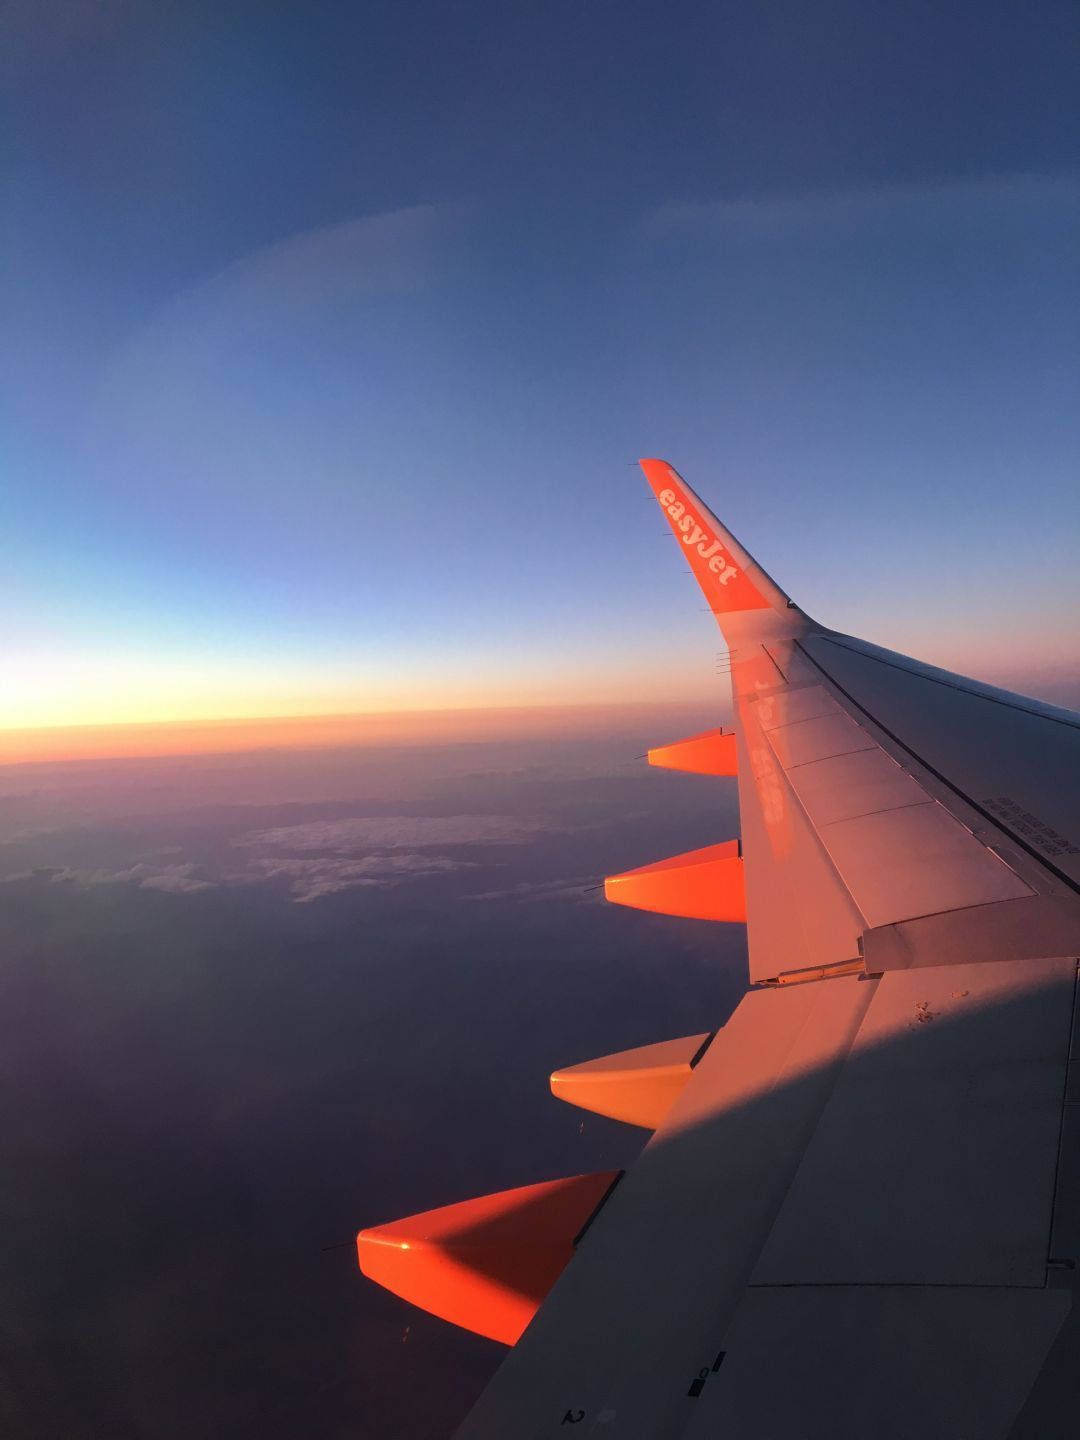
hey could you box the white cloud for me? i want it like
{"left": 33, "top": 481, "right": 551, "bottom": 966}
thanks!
{"left": 235, "top": 814, "right": 549, "bottom": 852}
{"left": 641, "top": 174, "right": 1080, "bottom": 250}
{"left": 242, "top": 852, "right": 474, "bottom": 903}
{"left": 462, "top": 876, "right": 600, "bottom": 904}
{"left": 43, "top": 860, "right": 214, "bottom": 894}
{"left": 135, "top": 863, "right": 216, "bottom": 894}
{"left": 113, "top": 203, "right": 470, "bottom": 380}
{"left": 5, "top": 811, "right": 557, "bottom": 904}
{"left": 193, "top": 206, "right": 468, "bottom": 313}
{"left": 230, "top": 811, "right": 547, "bottom": 900}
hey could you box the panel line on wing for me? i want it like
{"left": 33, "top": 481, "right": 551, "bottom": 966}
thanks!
{"left": 818, "top": 634, "right": 1080, "bottom": 733}
{"left": 753, "top": 682, "right": 1034, "bottom": 928}
{"left": 792, "top": 639, "right": 1080, "bottom": 898}
{"left": 782, "top": 745, "right": 879, "bottom": 772}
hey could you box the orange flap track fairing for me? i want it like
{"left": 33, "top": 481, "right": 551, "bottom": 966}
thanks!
{"left": 549, "top": 1032, "right": 714, "bottom": 1129}
{"left": 647, "top": 728, "right": 738, "bottom": 776}
{"left": 604, "top": 840, "right": 746, "bottom": 923}
{"left": 356, "top": 1171, "right": 620, "bottom": 1345}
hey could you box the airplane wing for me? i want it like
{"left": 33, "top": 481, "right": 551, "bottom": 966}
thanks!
{"left": 359, "top": 460, "right": 1080, "bottom": 1439}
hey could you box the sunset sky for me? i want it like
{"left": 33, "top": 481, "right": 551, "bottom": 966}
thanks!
{"left": 4, "top": 2, "right": 1078, "bottom": 750}
{"left": 2, "top": 10, "right": 1079, "bottom": 1434}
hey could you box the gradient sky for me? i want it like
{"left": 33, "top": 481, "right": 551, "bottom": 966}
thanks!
{"left": 4, "top": 1, "right": 1079, "bottom": 732}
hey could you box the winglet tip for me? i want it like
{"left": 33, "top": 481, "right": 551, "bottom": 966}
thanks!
{"left": 638, "top": 458, "right": 805, "bottom": 625}
{"left": 638, "top": 456, "right": 676, "bottom": 479}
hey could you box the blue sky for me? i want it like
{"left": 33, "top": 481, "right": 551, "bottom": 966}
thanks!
{"left": 3, "top": 0, "right": 1078, "bottom": 727}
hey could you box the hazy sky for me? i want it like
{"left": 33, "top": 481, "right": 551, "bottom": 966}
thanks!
{"left": 4, "top": 1, "right": 1078, "bottom": 729}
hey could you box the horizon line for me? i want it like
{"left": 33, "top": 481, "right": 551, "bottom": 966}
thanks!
{"left": 0, "top": 698, "right": 729, "bottom": 768}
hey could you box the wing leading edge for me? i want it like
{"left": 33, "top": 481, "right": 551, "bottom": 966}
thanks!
{"left": 641, "top": 458, "right": 1080, "bottom": 985}
{"left": 366, "top": 461, "right": 1080, "bottom": 1439}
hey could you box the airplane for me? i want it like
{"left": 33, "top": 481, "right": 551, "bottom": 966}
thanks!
{"left": 357, "top": 459, "right": 1080, "bottom": 1438}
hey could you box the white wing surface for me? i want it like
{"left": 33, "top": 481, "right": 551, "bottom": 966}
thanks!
{"left": 363, "top": 461, "right": 1080, "bottom": 1440}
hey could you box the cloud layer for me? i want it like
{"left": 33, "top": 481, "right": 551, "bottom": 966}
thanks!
{"left": 235, "top": 814, "right": 548, "bottom": 852}
{"left": 3, "top": 811, "right": 562, "bottom": 904}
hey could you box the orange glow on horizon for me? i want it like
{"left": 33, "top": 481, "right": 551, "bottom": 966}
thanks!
{"left": 0, "top": 700, "right": 729, "bottom": 767}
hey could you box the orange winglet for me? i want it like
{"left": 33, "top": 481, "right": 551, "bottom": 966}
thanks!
{"left": 356, "top": 1171, "right": 620, "bottom": 1345}
{"left": 647, "top": 728, "right": 737, "bottom": 776}
{"left": 550, "top": 1032, "right": 713, "bottom": 1129}
{"left": 640, "top": 459, "right": 772, "bottom": 615}
{"left": 604, "top": 840, "right": 746, "bottom": 922}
